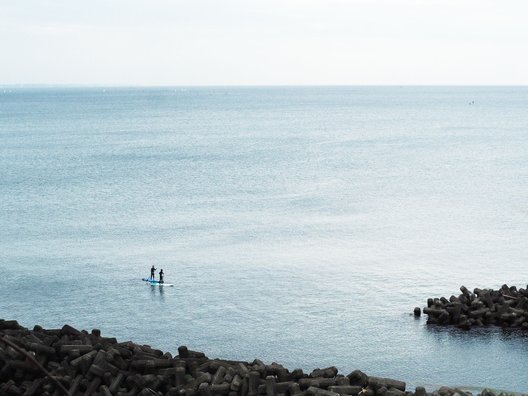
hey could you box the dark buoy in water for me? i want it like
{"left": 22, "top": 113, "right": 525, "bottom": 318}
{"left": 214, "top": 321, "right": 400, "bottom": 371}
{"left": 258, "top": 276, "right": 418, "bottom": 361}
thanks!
{"left": 414, "top": 307, "right": 421, "bottom": 317}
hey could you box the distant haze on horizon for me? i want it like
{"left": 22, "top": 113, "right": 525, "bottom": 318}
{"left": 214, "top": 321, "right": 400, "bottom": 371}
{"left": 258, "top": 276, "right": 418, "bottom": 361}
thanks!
{"left": 1, "top": 0, "right": 528, "bottom": 86}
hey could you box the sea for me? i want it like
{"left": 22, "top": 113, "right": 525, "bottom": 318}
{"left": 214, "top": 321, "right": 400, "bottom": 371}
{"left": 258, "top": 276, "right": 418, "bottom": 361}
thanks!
{"left": 0, "top": 86, "right": 527, "bottom": 392}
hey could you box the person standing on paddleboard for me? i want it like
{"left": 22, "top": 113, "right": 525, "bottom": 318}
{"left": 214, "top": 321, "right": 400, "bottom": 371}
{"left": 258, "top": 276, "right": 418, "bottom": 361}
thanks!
{"left": 159, "top": 269, "right": 164, "bottom": 283}
{"left": 150, "top": 265, "right": 156, "bottom": 280}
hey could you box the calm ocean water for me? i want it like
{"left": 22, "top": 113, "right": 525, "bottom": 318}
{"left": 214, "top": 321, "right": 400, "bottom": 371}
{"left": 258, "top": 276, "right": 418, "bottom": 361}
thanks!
{"left": 0, "top": 86, "right": 527, "bottom": 392}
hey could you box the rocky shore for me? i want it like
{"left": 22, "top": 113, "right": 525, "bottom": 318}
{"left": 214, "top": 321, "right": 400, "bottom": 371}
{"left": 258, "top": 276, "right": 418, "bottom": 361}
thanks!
{"left": 0, "top": 319, "right": 523, "bottom": 396}
{"left": 417, "top": 285, "right": 528, "bottom": 330}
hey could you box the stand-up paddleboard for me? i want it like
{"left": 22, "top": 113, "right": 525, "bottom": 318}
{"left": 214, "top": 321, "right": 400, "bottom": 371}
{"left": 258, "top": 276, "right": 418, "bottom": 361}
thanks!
{"left": 142, "top": 278, "right": 174, "bottom": 287}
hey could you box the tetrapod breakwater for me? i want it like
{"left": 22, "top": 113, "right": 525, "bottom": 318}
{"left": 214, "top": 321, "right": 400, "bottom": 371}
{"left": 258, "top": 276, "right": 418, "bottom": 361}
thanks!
{"left": 416, "top": 284, "right": 528, "bottom": 330}
{"left": 1, "top": 319, "right": 525, "bottom": 396}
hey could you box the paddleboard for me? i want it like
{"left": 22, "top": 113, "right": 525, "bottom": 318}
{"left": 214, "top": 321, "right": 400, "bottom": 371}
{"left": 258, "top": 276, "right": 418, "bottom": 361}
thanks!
{"left": 142, "top": 278, "right": 174, "bottom": 287}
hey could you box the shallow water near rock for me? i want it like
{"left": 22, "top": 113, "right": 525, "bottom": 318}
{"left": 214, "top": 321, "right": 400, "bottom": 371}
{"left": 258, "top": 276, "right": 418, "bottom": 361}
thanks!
{"left": 0, "top": 86, "right": 527, "bottom": 391}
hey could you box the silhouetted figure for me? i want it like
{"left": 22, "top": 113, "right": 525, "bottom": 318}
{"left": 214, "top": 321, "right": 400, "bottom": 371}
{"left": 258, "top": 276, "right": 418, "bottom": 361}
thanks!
{"left": 150, "top": 265, "right": 156, "bottom": 280}
{"left": 159, "top": 269, "right": 164, "bottom": 283}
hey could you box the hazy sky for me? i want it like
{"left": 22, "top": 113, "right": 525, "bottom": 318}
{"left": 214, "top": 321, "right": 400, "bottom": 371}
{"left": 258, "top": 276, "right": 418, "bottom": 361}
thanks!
{"left": 2, "top": 0, "right": 528, "bottom": 85}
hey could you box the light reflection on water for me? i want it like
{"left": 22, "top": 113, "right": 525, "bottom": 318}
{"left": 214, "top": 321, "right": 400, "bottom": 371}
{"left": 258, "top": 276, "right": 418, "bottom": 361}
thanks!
{"left": 0, "top": 87, "right": 527, "bottom": 392}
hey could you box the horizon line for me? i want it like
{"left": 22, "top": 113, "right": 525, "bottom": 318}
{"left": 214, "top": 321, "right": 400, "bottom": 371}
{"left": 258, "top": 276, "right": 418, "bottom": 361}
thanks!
{"left": 2, "top": 83, "right": 528, "bottom": 88}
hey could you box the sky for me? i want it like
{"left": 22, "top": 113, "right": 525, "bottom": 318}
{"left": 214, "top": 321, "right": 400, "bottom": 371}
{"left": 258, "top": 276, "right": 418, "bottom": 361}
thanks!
{"left": 1, "top": 0, "right": 528, "bottom": 85}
